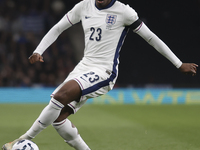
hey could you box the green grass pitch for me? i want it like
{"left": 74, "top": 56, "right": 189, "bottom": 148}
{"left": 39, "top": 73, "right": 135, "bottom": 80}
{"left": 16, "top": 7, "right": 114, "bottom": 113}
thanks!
{"left": 0, "top": 104, "right": 200, "bottom": 150}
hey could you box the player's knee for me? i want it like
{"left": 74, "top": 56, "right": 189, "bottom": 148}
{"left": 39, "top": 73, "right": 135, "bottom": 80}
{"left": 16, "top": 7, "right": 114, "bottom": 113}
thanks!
{"left": 53, "top": 91, "right": 65, "bottom": 101}
{"left": 53, "top": 90, "right": 70, "bottom": 105}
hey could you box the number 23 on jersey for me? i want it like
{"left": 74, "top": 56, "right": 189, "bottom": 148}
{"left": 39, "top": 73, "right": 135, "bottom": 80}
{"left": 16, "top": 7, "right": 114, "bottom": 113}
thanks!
{"left": 89, "top": 27, "right": 102, "bottom": 41}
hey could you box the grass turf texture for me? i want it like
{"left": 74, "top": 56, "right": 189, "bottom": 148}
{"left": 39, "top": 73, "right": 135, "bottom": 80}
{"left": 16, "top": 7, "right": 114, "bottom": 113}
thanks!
{"left": 0, "top": 104, "right": 200, "bottom": 150}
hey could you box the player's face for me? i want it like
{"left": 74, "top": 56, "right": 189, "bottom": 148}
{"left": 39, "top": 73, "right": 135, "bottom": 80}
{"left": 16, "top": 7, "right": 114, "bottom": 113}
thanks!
{"left": 95, "top": 0, "right": 112, "bottom": 9}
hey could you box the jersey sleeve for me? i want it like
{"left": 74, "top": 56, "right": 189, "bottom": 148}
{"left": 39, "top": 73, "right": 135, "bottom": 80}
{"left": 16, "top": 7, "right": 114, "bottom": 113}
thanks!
{"left": 123, "top": 5, "right": 139, "bottom": 26}
{"left": 135, "top": 23, "right": 182, "bottom": 68}
{"left": 67, "top": 1, "right": 84, "bottom": 25}
{"left": 33, "top": 15, "right": 72, "bottom": 55}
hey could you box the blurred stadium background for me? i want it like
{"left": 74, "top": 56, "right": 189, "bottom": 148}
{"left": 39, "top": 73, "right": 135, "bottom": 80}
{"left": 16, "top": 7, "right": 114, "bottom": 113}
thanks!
{"left": 1, "top": 1, "right": 200, "bottom": 149}
{"left": 0, "top": 0, "right": 200, "bottom": 104}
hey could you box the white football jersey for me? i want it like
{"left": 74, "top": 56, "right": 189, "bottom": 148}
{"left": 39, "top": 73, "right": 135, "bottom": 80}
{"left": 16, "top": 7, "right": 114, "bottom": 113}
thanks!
{"left": 67, "top": 0, "right": 139, "bottom": 82}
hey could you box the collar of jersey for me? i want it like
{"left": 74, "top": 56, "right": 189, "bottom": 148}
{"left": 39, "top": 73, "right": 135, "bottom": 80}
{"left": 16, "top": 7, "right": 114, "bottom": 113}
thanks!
{"left": 95, "top": 0, "right": 116, "bottom": 10}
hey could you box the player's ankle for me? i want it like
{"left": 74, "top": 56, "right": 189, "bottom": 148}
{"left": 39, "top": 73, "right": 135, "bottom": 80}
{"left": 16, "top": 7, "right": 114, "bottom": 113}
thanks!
{"left": 19, "top": 133, "right": 33, "bottom": 140}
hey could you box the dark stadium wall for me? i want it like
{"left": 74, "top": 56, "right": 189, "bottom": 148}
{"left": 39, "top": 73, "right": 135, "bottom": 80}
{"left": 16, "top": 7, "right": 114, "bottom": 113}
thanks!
{"left": 117, "top": 0, "right": 200, "bottom": 87}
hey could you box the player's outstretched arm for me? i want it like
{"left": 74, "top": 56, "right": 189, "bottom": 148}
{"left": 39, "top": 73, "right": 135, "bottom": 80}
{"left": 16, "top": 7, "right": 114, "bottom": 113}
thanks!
{"left": 29, "top": 53, "right": 44, "bottom": 64}
{"left": 179, "top": 63, "right": 198, "bottom": 76}
{"left": 132, "top": 21, "right": 198, "bottom": 73}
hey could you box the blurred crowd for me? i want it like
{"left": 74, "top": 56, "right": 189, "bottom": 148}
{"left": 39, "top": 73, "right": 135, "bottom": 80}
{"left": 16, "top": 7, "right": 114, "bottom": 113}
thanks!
{"left": 0, "top": 0, "right": 80, "bottom": 87}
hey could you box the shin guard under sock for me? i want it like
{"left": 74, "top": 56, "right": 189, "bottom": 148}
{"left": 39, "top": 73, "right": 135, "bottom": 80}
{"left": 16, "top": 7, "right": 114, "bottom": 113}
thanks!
{"left": 25, "top": 98, "right": 64, "bottom": 139}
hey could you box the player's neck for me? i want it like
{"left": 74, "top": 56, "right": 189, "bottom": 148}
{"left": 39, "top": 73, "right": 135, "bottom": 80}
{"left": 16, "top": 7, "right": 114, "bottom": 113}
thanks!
{"left": 95, "top": 0, "right": 112, "bottom": 9}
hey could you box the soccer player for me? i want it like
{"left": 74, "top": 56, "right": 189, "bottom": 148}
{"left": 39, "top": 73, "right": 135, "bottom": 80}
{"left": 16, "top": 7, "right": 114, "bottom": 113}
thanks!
{"left": 2, "top": 0, "right": 198, "bottom": 149}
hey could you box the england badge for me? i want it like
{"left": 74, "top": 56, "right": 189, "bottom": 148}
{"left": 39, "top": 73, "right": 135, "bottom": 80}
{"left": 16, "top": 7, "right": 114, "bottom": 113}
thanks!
{"left": 106, "top": 14, "right": 117, "bottom": 29}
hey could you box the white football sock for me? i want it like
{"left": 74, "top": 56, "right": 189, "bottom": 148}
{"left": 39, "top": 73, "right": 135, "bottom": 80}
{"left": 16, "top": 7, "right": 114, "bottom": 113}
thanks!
{"left": 24, "top": 98, "right": 64, "bottom": 139}
{"left": 53, "top": 119, "right": 91, "bottom": 150}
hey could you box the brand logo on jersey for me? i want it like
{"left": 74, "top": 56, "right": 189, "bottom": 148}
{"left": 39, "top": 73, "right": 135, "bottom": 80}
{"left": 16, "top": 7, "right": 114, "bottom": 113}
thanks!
{"left": 85, "top": 16, "right": 91, "bottom": 19}
{"left": 106, "top": 14, "right": 117, "bottom": 30}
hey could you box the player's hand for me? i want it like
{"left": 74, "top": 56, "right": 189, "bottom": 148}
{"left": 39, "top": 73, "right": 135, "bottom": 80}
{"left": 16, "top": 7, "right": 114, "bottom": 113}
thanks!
{"left": 28, "top": 53, "right": 44, "bottom": 64}
{"left": 179, "top": 63, "right": 198, "bottom": 76}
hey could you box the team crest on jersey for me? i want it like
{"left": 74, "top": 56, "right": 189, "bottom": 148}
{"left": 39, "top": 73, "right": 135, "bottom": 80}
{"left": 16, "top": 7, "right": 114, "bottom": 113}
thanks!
{"left": 106, "top": 14, "right": 117, "bottom": 29}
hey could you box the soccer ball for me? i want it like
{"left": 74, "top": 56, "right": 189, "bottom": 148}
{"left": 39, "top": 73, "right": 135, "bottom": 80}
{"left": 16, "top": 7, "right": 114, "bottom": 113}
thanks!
{"left": 12, "top": 139, "right": 39, "bottom": 150}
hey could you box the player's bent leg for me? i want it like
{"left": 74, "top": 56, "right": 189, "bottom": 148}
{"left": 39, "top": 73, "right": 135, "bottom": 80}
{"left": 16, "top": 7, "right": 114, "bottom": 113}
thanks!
{"left": 2, "top": 80, "right": 81, "bottom": 150}
{"left": 53, "top": 106, "right": 91, "bottom": 150}
{"left": 25, "top": 97, "right": 64, "bottom": 139}
{"left": 2, "top": 98, "right": 64, "bottom": 150}
{"left": 53, "top": 119, "right": 91, "bottom": 150}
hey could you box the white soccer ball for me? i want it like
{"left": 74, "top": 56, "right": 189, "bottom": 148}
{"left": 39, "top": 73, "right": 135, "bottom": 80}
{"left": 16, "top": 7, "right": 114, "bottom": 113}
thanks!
{"left": 12, "top": 139, "right": 39, "bottom": 150}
